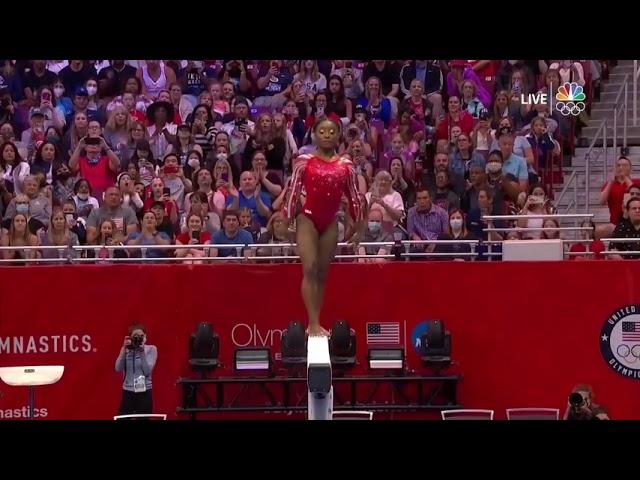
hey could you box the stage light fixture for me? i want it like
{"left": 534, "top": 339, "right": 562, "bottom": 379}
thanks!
{"left": 281, "top": 321, "right": 307, "bottom": 367}
{"left": 329, "top": 320, "right": 356, "bottom": 368}
{"left": 419, "top": 320, "right": 451, "bottom": 369}
{"left": 189, "top": 322, "right": 220, "bottom": 372}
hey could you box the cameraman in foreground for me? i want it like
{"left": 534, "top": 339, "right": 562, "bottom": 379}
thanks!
{"left": 563, "top": 384, "right": 610, "bottom": 420}
{"left": 114, "top": 324, "right": 158, "bottom": 416}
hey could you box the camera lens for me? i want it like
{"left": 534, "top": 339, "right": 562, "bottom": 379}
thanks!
{"left": 569, "top": 392, "right": 584, "bottom": 407}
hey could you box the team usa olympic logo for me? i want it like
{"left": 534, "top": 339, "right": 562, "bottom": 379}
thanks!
{"left": 600, "top": 305, "right": 640, "bottom": 380}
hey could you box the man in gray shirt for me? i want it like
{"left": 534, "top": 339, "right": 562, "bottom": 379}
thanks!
{"left": 86, "top": 186, "right": 138, "bottom": 243}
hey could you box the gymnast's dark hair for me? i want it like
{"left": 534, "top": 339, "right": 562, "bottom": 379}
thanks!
{"left": 312, "top": 116, "right": 341, "bottom": 133}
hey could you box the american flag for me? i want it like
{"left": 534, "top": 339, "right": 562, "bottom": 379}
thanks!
{"left": 366, "top": 322, "right": 400, "bottom": 345}
{"left": 622, "top": 322, "right": 640, "bottom": 342}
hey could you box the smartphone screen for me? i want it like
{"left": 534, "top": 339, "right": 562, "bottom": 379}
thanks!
{"left": 191, "top": 230, "right": 200, "bottom": 241}
{"left": 221, "top": 172, "right": 229, "bottom": 182}
{"left": 163, "top": 187, "right": 171, "bottom": 197}
{"left": 42, "top": 91, "right": 51, "bottom": 102}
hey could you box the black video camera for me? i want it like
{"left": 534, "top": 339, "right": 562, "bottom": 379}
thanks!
{"left": 569, "top": 392, "right": 584, "bottom": 409}
{"left": 567, "top": 392, "right": 594, "bottom": 420}
{"left": 127, "top": 334, "right": 144, "bottom": 350}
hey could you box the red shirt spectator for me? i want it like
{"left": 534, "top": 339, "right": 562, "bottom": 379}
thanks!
{"left": 599, "top": 157, "right": 639, "bottom": 224}
{"left": 600, "top": 178, "right": 640, "bottom": 224}
{"left": 176, "top": 231, "right": 211, "bottom": 245}
{"left": 436, "top": 96, "right": 474, "bottom": 142}
{"left": 569, "top": 241, "right": 606, "bottom": 260}
{"left": 69, "top": 137, "right": 119, "bottom": 203}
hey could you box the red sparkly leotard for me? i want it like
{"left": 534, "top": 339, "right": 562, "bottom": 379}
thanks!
{"left": 285, "top": 154, "right": 363, "bottom": 233}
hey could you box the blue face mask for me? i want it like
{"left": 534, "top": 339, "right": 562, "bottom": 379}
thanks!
{"left": 368, "top": 221, "right": 381, "bottom": 233}
{"left": 16, "top": 204, "right": 29, "bottom": 215}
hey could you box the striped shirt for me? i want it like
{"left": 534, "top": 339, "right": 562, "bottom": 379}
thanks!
{"left": 407, "top": 203, "right": 448, "bottom": 240}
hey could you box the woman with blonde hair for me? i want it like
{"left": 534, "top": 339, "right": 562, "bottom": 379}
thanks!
{"left": 256, "top": 210, "right": 295, "bottom": 262}
{"left": 104, "top": 106, "right": 133, "bottom": 158}
{"left": 0, "top": 213, "right": 39, "bottom": 263}
{"left": 39, "top": 207, "right": 80, "bottom": 260}
{"left": 295, "top": 60, "right": 327, "bottom": 97}
{"left": 212, "top": 157, "right": 237, "bottom": 213}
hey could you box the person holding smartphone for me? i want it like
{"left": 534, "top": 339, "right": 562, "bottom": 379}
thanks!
{"left": 68, "top": 135, "right": 120, "bottom": 202}
{"left": 115, "top": 324, "right": 158, "bottom": 416}
{"left": 143, "top": 177, "right": 179, "bottom": 226}
{"left": 175, "top": 212, "right": 211, "bottom": 263}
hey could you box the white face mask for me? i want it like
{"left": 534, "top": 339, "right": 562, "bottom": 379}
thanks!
{"left": 86, "top": 86, "right": 98, "bottom": 96}
{"left": 486, "top": 162, "right": 502, "bottom": 174}
{"left": 188, "top": 158, "right": 200, "bottom": 169}
{"left": 217, "top": 153, "right": 227, "bottom": 162}
{"left": 77, "top": 192, "right": 89, "bottom": 201}
{"left": 450, "top": 218, "right": 463, "bottom": 230}
{"left": 54, "top": 87, "right": 65, "bottom": 98}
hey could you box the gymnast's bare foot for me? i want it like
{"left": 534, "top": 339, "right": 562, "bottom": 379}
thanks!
{"left": 307, "top": 324, "right": 330, "bottom": 337}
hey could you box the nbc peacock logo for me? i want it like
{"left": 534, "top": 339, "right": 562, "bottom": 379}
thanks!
{"left": 555, "top": 82, "right": 586, "bottom": 116}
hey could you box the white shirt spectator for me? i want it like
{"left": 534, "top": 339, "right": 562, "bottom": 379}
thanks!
{"left": 365, "top": 190, "right": 405, "bottom": 226}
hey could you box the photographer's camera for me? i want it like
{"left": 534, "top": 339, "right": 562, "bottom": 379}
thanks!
{"left": 127, "top": 334, "right": 143, "bottom": 350}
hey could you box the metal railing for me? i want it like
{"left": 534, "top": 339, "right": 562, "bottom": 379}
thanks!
{"left": 580, "top": 64, "right": 634, "bottom": 216}
{"left": 633, "top": 60, "right": 640, "bottom": 126}
{"left": 554, "top": 170, "right": 579, "bottom": 216}
{"left": 2, "top": 224, "right": 639, "bottom": 264}
{"left": 583, "top": 118, "right": 608, "bottom": 214}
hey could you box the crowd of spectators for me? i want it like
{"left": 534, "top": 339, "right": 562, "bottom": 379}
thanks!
{"left": 1, "top": 59, "right": 631, "bottom": 264}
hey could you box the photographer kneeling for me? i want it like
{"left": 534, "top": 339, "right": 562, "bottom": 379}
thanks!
{"left": 114, "top": 324, "right": 158, "bottom": 416}
{"left": 564, "top": 384, "right": 610, "bottom": 420}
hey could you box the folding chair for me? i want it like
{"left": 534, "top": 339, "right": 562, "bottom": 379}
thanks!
{"left": 113, "top": 414, "right": 167, "bottom": 420}
{"left": 506, "top": 408, "right": 559, "bottom": 420}
{"left": 332, "top": 410, "right": 374, "bottom": 420}
{"left": 441, "top": 409, "right": 494, "bottom": 420}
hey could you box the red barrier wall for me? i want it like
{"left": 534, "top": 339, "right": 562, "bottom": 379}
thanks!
{"left": 0, "top": 262, "right": 639, "bottom": 420}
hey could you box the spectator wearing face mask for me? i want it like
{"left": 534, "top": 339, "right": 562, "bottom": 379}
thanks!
{"left": 51, "top": 78, "right": 74, "bottom": 121}
{"left": 433, "top": 209, "right": 473, "bottom": 261}
{"left": 71, "top": 178, "right": 100, "bottom": 221}
{"left": 1, "top": 193, "right": 46, "bottom": 235}
{"left": 357, "top": 208, "right": 394, "bottom": 263}
{"left": 58, "top": 61, "right": 98, "bottom": 97}
{"left": 3, "top": 175, "right": 51, "bottom": 226}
